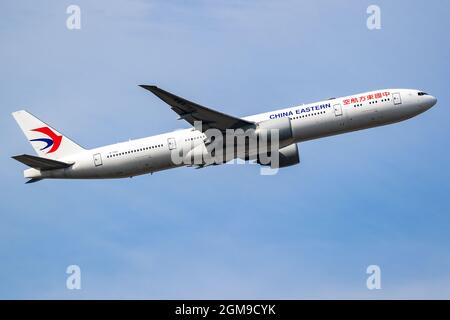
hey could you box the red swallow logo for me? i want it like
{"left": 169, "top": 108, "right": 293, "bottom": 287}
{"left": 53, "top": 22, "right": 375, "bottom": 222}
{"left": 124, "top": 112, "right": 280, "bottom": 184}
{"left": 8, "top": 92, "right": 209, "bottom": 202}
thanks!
{"left": 29, "top": 127, "right": 62, "bottom": 153}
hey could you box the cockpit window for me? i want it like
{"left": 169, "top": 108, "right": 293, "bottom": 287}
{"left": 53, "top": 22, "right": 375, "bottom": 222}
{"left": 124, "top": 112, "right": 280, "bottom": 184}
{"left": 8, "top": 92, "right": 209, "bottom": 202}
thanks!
{"left": 418, "top": 92, "right": 428, "bottom": 96}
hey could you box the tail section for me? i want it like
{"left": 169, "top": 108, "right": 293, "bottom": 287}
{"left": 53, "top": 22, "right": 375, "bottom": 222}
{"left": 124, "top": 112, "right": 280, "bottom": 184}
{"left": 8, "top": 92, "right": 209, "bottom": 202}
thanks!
{"left": 12, "top": 110, "right": 85, "bottom": 159}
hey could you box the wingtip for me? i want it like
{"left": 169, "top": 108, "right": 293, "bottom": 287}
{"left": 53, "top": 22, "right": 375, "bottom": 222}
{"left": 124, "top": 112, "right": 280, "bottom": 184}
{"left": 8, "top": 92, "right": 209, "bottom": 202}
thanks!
{"left": 26, "top": 178, "right": 42, "bottom": 184}
{"left": 11, "top": 154, "right": 25, "bottom": 160}
{"left": 139, "top": 85, "right": 158, "bottom": 91}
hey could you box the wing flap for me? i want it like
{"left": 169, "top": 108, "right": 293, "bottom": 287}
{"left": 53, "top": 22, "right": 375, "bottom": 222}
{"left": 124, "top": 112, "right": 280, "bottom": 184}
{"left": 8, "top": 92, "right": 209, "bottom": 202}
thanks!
{"left": 12, "top": 154, "right": 73, "bottom": 171}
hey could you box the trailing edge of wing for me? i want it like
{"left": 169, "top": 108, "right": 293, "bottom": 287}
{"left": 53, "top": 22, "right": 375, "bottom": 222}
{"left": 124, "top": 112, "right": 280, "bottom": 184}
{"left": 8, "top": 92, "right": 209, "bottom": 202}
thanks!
{"left": 12, "top": 154, "right": 74, "bottom": 171}
{"left": 139, "top": 85, "right": 255, "bottom": 132}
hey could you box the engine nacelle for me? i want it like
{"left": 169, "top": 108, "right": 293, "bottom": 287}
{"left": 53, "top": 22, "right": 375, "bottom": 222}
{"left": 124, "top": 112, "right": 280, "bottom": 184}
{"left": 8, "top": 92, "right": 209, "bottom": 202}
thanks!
{"left": 255, "top": 117, "right": 295, "bottom": 148}
{"left": 277, "top": 143, "right": 300, "bottom": 168}
{"left": 257, "top": 143, "right": 300, "bottom": 169}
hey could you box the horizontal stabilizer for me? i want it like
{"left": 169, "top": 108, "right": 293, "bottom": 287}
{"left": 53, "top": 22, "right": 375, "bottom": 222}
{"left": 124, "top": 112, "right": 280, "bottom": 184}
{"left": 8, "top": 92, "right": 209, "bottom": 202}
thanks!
{"left": 12, "top": 154, "right": 73, "bottom": 171}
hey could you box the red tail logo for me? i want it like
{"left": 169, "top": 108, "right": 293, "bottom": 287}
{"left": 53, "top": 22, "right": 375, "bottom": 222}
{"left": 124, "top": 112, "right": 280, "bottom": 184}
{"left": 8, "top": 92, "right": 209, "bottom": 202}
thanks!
{"left": 29, "top": 127, "right": 63, "bottom": 153}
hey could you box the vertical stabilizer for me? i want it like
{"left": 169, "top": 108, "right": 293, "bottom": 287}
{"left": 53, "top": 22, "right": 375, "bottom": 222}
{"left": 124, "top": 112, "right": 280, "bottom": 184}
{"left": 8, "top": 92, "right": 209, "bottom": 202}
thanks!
{"left": 12, "top": 110, "right": 85, "bottom": 159}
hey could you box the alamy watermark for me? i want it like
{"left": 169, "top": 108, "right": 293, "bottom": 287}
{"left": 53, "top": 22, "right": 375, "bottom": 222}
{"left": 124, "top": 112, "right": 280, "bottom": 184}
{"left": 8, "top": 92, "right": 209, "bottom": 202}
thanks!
{"left": 168, "top": 121, "right": 293, "bottom": 175}
{"left": 66, "top": 265, "right": 81, "bottom": 290}
{"left": 366, "top": 265, "right": 382, "bottom": 290}
{"left": 367, "top": 5, "right": 381, "bottom": 30}
{"left": 66, "top": 5, "right": 81, "bottom": 30}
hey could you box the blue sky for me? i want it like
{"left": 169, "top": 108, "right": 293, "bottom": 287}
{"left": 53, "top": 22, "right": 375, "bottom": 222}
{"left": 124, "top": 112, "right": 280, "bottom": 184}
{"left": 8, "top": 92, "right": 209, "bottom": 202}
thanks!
{"left": 1, "top": 0, "right": 449, "bottom": 299}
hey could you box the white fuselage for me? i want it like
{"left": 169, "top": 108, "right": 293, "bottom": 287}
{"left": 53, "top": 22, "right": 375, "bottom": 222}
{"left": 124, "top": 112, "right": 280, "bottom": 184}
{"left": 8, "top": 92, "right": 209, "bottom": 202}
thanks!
{"left": 24, "top": 89, "right": 437, "bottom": 180}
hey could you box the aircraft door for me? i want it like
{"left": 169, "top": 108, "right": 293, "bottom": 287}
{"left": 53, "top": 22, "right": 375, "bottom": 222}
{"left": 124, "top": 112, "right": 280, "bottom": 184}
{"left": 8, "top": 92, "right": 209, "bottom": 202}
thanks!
{"left": 167, "top": 138, "right": 177, "bottom": 150}
{"left": 393, "top": 92, "right": 402, "bottom": 105}
{"left": 333, "top": 103, "right": 346, "bottom": 130}
{"left": 333, "top": 103, "right": 343, "bottom": 116}
{"left": 93, "top": 153, "right": 103, "bottom": 166}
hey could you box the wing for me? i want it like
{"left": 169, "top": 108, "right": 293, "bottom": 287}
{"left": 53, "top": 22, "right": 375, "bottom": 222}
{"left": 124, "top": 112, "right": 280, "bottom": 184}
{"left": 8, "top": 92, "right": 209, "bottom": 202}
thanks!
{"left": 140, "top": 85, "right": 255, "bottom": 132}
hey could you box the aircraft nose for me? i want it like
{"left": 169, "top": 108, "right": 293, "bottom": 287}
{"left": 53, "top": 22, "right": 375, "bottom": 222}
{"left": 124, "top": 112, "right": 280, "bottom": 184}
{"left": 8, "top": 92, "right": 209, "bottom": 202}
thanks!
{"left": 420, "top": 93, "right": 437, "bottom": 110}
{"left": 427, "top": 95, "right": 437, "bottom": 109}
{"left": 430, "top": 95, "right": 437, "bottom": 106}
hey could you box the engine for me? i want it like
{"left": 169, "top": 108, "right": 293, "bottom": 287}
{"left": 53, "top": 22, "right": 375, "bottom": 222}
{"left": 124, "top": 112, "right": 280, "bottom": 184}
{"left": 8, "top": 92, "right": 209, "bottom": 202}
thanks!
{"left": 277, "top": 143, "right": 300, "bottom": 168}
{"left": 255, "top": 117, "right": 295, "bottom": 148}
{"left": 257, "top": 143, "right": 300, "bottom": 169}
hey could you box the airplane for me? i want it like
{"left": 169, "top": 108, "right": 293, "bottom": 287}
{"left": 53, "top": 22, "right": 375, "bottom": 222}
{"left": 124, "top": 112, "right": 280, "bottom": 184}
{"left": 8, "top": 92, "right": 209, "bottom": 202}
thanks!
{"left": 12, "top": 86, "right": 437, "bottom": 183}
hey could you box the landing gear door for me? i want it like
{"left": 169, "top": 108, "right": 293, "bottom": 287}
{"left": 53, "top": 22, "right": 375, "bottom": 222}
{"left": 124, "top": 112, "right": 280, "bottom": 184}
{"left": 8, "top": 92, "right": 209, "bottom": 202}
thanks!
{"left": 393, "top": 92, "right": 402, "bottom": 105}
{"left": 333, "top": 103, "right": 343, "bottom": 116}
{"left": 93, "top": 153, "right": 103, "bottom": 167}
{"left": 168, "top": 138, "right": 177, "bottom": 150}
